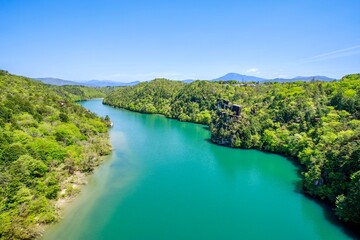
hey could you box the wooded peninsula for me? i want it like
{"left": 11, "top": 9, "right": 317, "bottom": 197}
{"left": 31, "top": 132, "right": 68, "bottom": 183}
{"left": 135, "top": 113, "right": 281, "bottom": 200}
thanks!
{"left": 104, "top": 74, "right": 360, "bottom": 227}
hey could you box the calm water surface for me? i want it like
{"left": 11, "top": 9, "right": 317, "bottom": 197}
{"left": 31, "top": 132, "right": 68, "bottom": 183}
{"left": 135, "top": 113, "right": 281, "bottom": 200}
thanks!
{"left": 43, "top": 99, "right": 355, "bottom": 240}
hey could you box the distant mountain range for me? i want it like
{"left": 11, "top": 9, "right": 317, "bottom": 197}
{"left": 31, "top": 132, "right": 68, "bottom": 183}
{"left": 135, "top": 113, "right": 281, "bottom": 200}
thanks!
{"left": 35, "top": 73, "right": 336, "bottom": 87}
{"left": 182, "top": 79, "right": 196, "bottom": 83}
{"left": 213, "top": 73, "right": 335, "bottom": 82}
{"left": 34, "top": 77, "right": 140, "bottom": 87}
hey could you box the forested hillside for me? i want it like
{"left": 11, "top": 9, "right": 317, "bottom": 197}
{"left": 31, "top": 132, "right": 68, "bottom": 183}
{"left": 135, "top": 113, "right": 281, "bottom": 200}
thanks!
{"left": 0, "top": 71, "right": 111, "bottom": 239}
{"left": 104, "top": 74, "right": 360, "bottom": 226}
{"left": 50, "top": 85, "right": 114, "bottom": 102}
{"left": 104, "top": 79, "right": 221, "bottom": 124}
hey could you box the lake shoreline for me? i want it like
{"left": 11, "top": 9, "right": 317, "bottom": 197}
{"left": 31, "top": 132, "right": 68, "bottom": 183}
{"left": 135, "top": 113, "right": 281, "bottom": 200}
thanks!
{"left": 102, "top": 101, "right": 360, "bottom": 238}
{"left": 35, "top": 171, "right": 88, "bottom": 239}
{"left": 44, "top": 99, "right": 358, "bottom": 239}
{"left": 37, "top": 156, "right": 111, "bottom": 239}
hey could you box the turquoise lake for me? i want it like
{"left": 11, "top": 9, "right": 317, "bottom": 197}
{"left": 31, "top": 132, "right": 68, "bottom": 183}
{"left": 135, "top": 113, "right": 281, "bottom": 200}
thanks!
{"left": 43, "top": 99, "right": 355, "bottom": 240}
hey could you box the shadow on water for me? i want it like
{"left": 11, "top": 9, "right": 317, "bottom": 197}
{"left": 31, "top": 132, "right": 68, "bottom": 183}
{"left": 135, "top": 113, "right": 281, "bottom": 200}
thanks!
{"left": 205, "top": 137, "right": 360, "bottom": 239}
{"left": 205, "top": 138, "right": 213, "bottom": 144}
{"left": 300, "top": 192, "right": 360, "bottom": 239}
{"left": 289, "top": 159, "right": 360, "bottom": 239}
{"left": 202, "top": 126, "right": 210, "bottom": 130}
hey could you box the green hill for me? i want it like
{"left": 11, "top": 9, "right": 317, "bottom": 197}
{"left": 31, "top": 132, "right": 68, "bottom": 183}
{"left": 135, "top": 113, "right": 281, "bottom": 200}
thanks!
{"left": 0, "top": 70, "right": 111, "bottom": 239}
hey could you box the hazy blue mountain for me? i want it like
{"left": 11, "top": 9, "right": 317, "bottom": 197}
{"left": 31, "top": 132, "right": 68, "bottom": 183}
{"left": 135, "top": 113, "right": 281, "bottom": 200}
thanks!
{"left": 35, "top": 78, "right": 140, "bottom": 87}
{"left": 214, "top": 73, "right": 335, "bottom": 82}
{"left": 214, "top": 73, "right": 268, "bottom": 82}
{"left": 182, "top": 79, "right": 195, "bottom": 83}
{"left": 289, "top": 76, "right": 335, "bottom": 81}
{"left": 268, "top": 76, "right": 335, "bottom": 82}
{"left": 35, "top": 78, "right": 84, "bottom": 86}
{"left": 84, "top": 80, "right": 140, "bottom": 87}
{"left": 36, "top": 74, "right": 335, "bottom": 87}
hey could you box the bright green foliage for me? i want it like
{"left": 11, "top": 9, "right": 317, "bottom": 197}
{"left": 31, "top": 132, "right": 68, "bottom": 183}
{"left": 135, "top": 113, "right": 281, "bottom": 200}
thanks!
{"left": 104, "top": 75, "right": 360, "bottom": 226}
{"left": 0, "top": 71, "right": 111, "bottom": 239}
{"left": 49, "top": 85, "right": 112, "bottom": 102}
{"left": 336, "top": 171, "right": 360, "bottom": 224}
{"left": 104, "top": 80, "right": 226, "bottom": 124}
{"left": 105, "top": 79, "right": 184, "bottom": 115}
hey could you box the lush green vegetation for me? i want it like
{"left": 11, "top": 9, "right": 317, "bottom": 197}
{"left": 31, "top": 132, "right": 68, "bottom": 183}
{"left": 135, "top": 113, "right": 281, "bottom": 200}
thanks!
{"left": 104, "top": 79, "right": 218, "bottom": 124}
{"left": 1, "top": 69, "right": 358, "bottom": 238}
{"left": 0, "top": 71, "right": 111, "bottom": 239}
{"left": 50, "top": 85, "right": 115, "bottom": 102}
{"left": 104, "top": 75, "right": 360, "bottom": 226}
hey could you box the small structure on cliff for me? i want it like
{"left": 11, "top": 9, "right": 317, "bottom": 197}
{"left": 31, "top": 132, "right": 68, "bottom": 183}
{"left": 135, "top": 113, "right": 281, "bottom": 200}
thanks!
{"left": 217, "top": 99, "right": 242, "bottom": 118}
{"left": 231, "top": 104, "right": 241, "bottom": 117}
{"left": 59, "top": 100, "right": 66, "bottom": 107}
{"left": 217, "top": 99, "right": 229, "bottom": 109}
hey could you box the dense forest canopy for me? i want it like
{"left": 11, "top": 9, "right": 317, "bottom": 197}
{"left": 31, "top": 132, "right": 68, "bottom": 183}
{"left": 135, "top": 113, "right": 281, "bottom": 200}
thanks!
{"left": 48, "top": 85, "right": 115, "bottom": 102}
{"left": 104, "top": 74, "right": 360, "bottom": 226}
{"left": 0, "top": 71, "right": 111, "bottom": 239}
{"left": 0, "top": 69, "right": 359, "bottom": 238}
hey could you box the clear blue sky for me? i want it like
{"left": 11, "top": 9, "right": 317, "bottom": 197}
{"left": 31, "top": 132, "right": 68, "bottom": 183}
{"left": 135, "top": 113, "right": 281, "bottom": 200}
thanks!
{"left": 1, "top": 0, "right": 359, "bottom": 81}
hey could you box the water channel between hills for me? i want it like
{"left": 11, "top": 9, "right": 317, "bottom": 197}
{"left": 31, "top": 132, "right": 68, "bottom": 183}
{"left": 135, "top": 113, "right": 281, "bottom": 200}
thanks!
{"left": 43, "top": 99, "right": 354, "bottom": 240}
